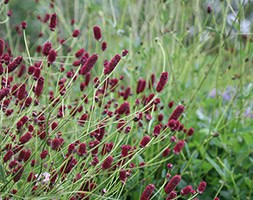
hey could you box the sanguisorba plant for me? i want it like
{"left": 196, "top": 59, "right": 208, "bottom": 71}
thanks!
{"left": 0, "top": 1, "right": 210, "bottom": 199}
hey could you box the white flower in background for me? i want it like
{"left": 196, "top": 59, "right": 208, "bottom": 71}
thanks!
{"left": 196, "top": 108, "right": 211, "bottom": 122}
{"left": 200, "top": 30, "right": 211, "bottom": 42}
{"left": 35, "top": 172, "right": 51, "bottom": 185}
{"left": 240, "top": 19, "right": 251, "bottom": 34}
{"left": 187, "top": 26, "right": 195, "bottom": 36}
{"left": 227, "top": 13, "right": 238, "bottom": 26}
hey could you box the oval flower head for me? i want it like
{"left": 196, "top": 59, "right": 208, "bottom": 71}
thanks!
{"left": 181, "top": 185, "right": 194, "bottom": 195}
{"left": 168, "top": 105, "right": 185, "bottom": 122}
{"left": 173, "top": 140, "right": 185, "bottom": 154}
{"left": 3, "top": 150, "right": 14, "bottom": 163}
{"left": 166, "top": 191, "right": 177, "bottom": 200}
{"left": 42, "top": 41, "right": 52, "bottom": 56}
{"left": 140, "top": 135, "right": 151, "bottom": 148}
{"left": 7, "top": 56, "right": 23, "bottom": 73}
{"left": 48, "top": 49, "right": 57, "bottom": 64}
{"left": 49, "top": 13, "right": 57, "bottom": 31}
{"left": 156, "top": 72, "right": 169, "bottom": 93}
{"left": 0, "top": 39, "right": 5, "bottom": 56}
{"left": 80, "top": 53, "right": 98, "bottom": 75}
{"left": 164, "top": 175, "right": 181, "bottom": 194}
{"left": 140, "top": 184, "right": 155, "bottom": 200}
{"left": 93, "top": 25, "right": 102, "bottom": 41}
{"left": 35, "top": 77, "right": 44, "bottom": 97}
{"left": 0, "top": 88, "right": 9, "bottom": 101}
{"left": 197, "top": 181, "right": 207, "bottom": 194}
{"left": 104, "top": 54, "right": 121, "bottom": 75}
{"left": 101, "top": 155, "right": 113, "bottom": 170}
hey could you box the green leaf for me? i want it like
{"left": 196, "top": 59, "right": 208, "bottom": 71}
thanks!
{"left": 206, "top": 156, "right": 225, "bottom": 178}
{"left": 245, "top": 177, "right": 253, "bottom": 188}
{"left": 0, "top": 164, "right": 6, "bottom": 183}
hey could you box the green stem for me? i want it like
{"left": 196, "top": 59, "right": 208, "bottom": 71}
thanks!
{"left": 23, "top": 30, "right": 32, "bottom": 65}
{"left": 156, "top": 38, "right": 166, "bottom": 72}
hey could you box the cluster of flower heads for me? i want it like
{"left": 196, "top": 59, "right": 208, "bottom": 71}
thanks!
{"left": 0, "top": 1, "right": 209, "bottom": 199}
{"left": 141, "top": 178, "right": 207, "bottom": 200}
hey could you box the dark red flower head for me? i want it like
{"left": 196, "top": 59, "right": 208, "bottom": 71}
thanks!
{"left": 122, "top": 49, "right": 128, "bottom": 57}
{"left": 3, "top": 150, "right": 14, "bottom": 163}
{"left": 7, "top": 56, "right": 23, "bottom": 73}
{"left": 0, "top": 88, "right": 9, "bottom": 101}
{"left": 153, "top": 124, "right": 162, "bottom": 137}
{"left": 35, "top": 77, "right": 44, "bottom": 97}
{"left": 121, "top": 145, "right": 131, "bottom": 157}
{"left": 166, "top": 191, "right": 177, "bottom": 200}
{"left": 0, "top": 38, "right": 5, "bottom": 56}
{"left": 168, "top": 101, "right": 174, "bottom": 108}
{"left": 173, "top": 140, "right": 185, "bottom": 154}
{"left": 0, "top": 63, "right": 3, "bottom": 75}
{"left": 48, "top": 49, "right": 57, "bottom": 64}
{"left": 140, "top": 135, "right": 151, "bottom": 148}
{"left": 136, "top": 78, "right": 146, "bottom": 94}
{"left": 42, "top": 41, "right": 52, "bottom": 56}
{"left": 168, "top": 105, "right": 185, "bottom": 121}
{"left": 104, "top": 54, "right": 121, "bottom": 75}
{"left": 40, "top": 150, "right": 48, "bottom": 159}
{"left": 17, "top": 64, "right": 26, "bottom": 78}
{"left": 101, "top": 41, "right": 107, "bottom": 51}
{"left": 101, "top": 155, "right": 113, "bottom": 170}
{"left": 78, "top": 143, "right": 87, "bottom": 156}
{"left": 140, "top": 184, "right": 155, "bottom": 200}
{"left": 119, "top": 169, "right": 127, "bottom": 184}
{"left": 197, "top": 181, "right": 207, "bottom": 194}
{"left": 93, "top": 25, "right": 102, "bottom": 41}
{"left": 72, "top": 29, "right": 80, "bottom": 37}
{"left": 80, "top": 53, "right": 98, "bottom": 75}
{"left": 187, "top": 127, "right": 194, "bottom": 136}
{"left": 19, "top": 132, "right": 32, "bottom": 144}
{"left": 49, "top": 13, "right": 57, "bottom": 31}
{"left": 75, "top": 48, "right": 85, "bottom": 58}
{"left": 180, "top": 185, "right": 194, "bottom": 195}
{"left": 17, "top": 84, "right": 27, "bottom": 100}
{"left": 12, "top": 164, "right": 24, "bottom": 182}
{"left": 21, "top": 21, "right": 27, "bottom": 30}
{"left": 117, "top": 101, "right": 130, "bottom": 115}
{"left": 164, "top": 175, "right": 181, "bottom": 194}
{"left": 156, "top": 72, "right": 169, "bottom": 93}
{"left": 51, "top": 137, "right": 64, "bottom": 150}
